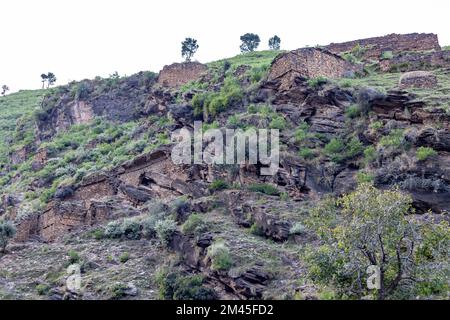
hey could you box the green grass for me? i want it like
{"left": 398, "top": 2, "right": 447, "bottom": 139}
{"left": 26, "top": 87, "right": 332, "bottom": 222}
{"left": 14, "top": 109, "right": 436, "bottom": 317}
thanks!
{"left": 0, "top": 89, "right": 45, "bottom": 164}
{"left": 207, "top": 50, "right": 283, "bottom": 71}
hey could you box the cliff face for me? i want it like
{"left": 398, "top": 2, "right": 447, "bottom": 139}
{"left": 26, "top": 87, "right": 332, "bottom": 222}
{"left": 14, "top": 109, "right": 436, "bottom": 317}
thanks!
{"left": 0, "top": 34, "right": 449, "bottom": 300}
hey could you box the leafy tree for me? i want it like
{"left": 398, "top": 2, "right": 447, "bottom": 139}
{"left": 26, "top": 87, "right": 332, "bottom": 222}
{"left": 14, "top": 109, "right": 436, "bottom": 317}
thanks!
{"left": 0, "top": 220, "right": 16, "bottom": 253}
{"left": 1, "top": 85, "right": 9, "bottom": 96}
{"left": 41, "top": 72, "right": 57, "bottom": 88}
{"left": 181, "top": 37, "right": 199, "bottom": 62}
{"left": 239, "top": 33, "right": 260, "bottom": 53}
{"left": 305, "top": 184, "right": 449, "bottom": 299}
{"left": 46, "top": 72, "right": 57, "bottom": 88}
{"left": 268, "top": 35, "right": 281, "bottom": 50}
{"left": 40, "top": 74, "right": 48, "bottom": 89}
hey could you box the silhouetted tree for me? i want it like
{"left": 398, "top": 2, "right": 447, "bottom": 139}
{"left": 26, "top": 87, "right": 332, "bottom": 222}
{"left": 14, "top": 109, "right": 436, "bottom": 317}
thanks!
{"left": 1, "top": 85, "right": 9, "bottom": 96}
{"left": 268, "top": 35, "right": 281, "bottom": 50}
{"left": 41, "top": 74, "right": 47, "bottom": 89}
{"left": 181, "top": 38, "right": 199, "bottom": 62}
{"left": 239, "top": 33, "right": 260, "bottom": 53}
{"left": 46, "top": 72, "right": 56, "bottom": 88}
{"left": 41, "top": 72, "right": 57, "bottom": 89}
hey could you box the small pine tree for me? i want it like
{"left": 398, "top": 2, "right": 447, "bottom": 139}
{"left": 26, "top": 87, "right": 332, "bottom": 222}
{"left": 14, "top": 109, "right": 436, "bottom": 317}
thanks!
{"left": 181, "top": 38, "right": 199, "bottom": 62}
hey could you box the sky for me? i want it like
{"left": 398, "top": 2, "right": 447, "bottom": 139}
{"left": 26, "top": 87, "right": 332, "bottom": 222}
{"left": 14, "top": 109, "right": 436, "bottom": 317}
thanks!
{"left": 1, "top": 0, "right": 449, "bottom": 92}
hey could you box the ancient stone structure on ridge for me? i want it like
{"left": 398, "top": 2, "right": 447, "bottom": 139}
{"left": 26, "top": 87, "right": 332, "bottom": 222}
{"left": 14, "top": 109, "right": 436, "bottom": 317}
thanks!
{"left": 325, "top": 33, "right": 441, "bottom": 61}
{"left": 158, "top": 62, "right": 207, "bottom": 88}
{"left": 399, "top": 71, "right": 438, "bottom": 89}
{"left": 379, "top": 50, "right": 450, "bottom": 72}
{"left": 267, "top": 47, "right": 361, "bottom": 90}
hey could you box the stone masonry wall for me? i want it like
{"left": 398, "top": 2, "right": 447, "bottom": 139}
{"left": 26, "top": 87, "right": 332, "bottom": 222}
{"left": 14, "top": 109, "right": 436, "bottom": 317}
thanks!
{"left": 325, "top": 33, "right": 441, "bottom": 60}
{"left": 268, "top": 48, "right": 361, "bottom": 91}
{"left": 158, "top": 62, "right": 207, "bottom": 88}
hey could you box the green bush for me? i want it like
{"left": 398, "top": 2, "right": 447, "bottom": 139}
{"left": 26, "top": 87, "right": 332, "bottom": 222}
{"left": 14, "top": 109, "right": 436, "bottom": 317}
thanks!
{"left": 381, "top": 51, "right": 394, "bottom": 60}
{"left": 363, "top": 146, "right": 377, "bottom": 165}
{"left": 324, "top": 137, "right": 363, "bottom": 163}
{"left": 121, "top": 218, "right": 142, "bottom": 240}
{"left": 269, "top": 116, "right": 286, "bottom": 130}
{"left": 0, "top": 220, "right": 16, "bottom": 253}
{"left": 345, "top": 104, "right": 360, "bottom": 119}
{"left": 67, "top": 250, "right": 80, "bottom": 264}
{"left": 416, "top": 147, "right": 437, "bottom": 161}
{"left": 379, "top": 129, "right": 404, "bottom": 148}
{"left": 181, "top": 214, "right": 208, "bottom": 235}
{"left": 207, "top": 241, "right": 233, "bottom": 271}
{"left": 324, "top": 138, "right": 344, "bottom": 155}
{"left": 36, "top": 283, "right": 51, "bottom": 296}
{"left": 356, "top": 171, "right": 374, "bottom": 184}
{"left": 307, "top": 77, "right": 328, "bottom": 88}
{"left": 248, "top": 183, "right": 280, "bottom": 196}
{"left": 298, "top": 147, "right": 314, "bottom": 160}
{"left": 104, "top": 220, "right": 125, "bottom": 239}
{"left": 156, "top": 269, "right": 216, "bottom": 300}
{"left": 208, "top": 179, "right": 229, "bottom": 192}
{"left": 289, "top": 222, "right": 307, "bottom": 236}
{"left": 155, "top": 219, "right": 177, "bottom": 246}
{"left": 119, "top": 252, "right": 130, "bottom": 263}
{"left": 249, "top": 223, "right": 265, "bottom": 236}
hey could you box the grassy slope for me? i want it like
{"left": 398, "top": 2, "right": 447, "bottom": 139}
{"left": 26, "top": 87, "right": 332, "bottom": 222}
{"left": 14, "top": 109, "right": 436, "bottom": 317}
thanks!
{"left": 0, "top": 90, "right": 45, "bottom": 163}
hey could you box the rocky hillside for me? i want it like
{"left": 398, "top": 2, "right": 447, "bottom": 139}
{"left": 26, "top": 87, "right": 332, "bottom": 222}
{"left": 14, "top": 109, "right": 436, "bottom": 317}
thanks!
{"left": 0, "top": 34, "right": 449, "bottom": 300}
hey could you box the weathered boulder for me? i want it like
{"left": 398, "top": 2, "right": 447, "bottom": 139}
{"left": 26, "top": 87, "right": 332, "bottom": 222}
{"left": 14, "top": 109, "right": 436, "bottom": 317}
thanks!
{"left": 399, "top": 71, "right": 438, "bottom": 89}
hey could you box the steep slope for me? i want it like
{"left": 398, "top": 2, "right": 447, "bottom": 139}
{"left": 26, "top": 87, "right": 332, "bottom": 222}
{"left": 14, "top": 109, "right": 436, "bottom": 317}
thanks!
{"left": 0, "top": 34, "right": 449, "bottom": 300}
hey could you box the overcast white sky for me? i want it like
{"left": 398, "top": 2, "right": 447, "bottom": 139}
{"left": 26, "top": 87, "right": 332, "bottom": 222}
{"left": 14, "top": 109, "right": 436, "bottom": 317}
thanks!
{"left": 1, "top": 0, "right": 449, "bottom": 92}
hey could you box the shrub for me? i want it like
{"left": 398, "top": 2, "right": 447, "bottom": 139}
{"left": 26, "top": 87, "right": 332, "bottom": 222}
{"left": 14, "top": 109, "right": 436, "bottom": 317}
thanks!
{"left": 298, "top": 147, "right": 314, "bottom": 160}
{"left": 155, "top": 269, "right": 216, "bottom": 300}
{"left": 324, "top": 138, "right": 345, "bottom": 160}
{"left": 345, "top": 137, "right": 364, "bottom": 159}
{"left": 307, "top": 77, "right": 328, "bottom": 88}
{"left": 181, "top": 214, "right": 208, "bottom": 235}
{"left": 67, "top": 250, "right": 80, "bottom": 264}
{"left": 345, "top": 104, "right": 360, "bottom": 119}
{"left": 104, "top": 220, "right": 124, "bottom": 239}
{"left": 381, "top": 51, "right": 394, "bottom": 60}
{"left": 356, "top": 171, "right": 374, "bottom": 184}
{"left": 269, "top": 116, "right": 286, "bottom": 130}
{"left": 208, "top": 179, "right": 229, "bottom": 192}
{"left": 0, "top": 220, "right": 16, "bottom": 253}
{"left": 289, "top": 222, "right": 307, "bottom": 236}
{"left": 36, "top": 284, "right": 51, "bottom": 296}
{"left": 416, "top": 147, "right": 437, "bottom": 161}
{"left": 248, "top": 183, "right": 280, "bottom": 196}
{"left": 379, "top": 129, "right": 404, "bottom": 148}
{"left": 119, "top": 252, "right": 130, "bottom": 263}
{"left": 249, "top": 223, "right": 265, "bottom": 236}
{"left": 370, "top": 121, "right": 383, "bottom": 130}
{"left": 155, "top": 219, "right": 177, "bottom": 246}
{"left": 363, "top": 146, "right": 377, "bottom": 165}
{"left": 305, "top": 184, "right": 449, "bottom": 299}
{"left": 207, "top": 241, "right": 233, "bottom": 271}
{"left": 121, "top": 218, "right": 141, "bottom": 240}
